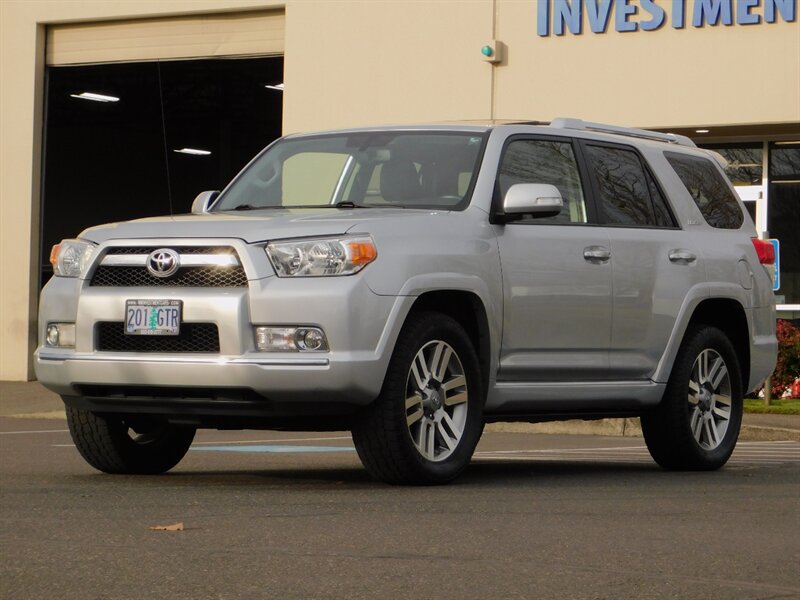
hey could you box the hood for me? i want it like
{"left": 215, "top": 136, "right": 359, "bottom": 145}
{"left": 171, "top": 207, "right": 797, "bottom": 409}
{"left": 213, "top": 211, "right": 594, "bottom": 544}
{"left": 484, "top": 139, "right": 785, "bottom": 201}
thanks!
{"left": 79, "top": 207, "right": 421, "bottom": 244}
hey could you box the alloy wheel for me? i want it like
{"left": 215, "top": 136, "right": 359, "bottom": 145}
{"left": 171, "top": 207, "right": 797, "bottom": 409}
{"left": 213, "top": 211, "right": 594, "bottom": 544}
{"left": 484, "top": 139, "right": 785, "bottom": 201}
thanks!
{"left": 404, "top": 340, "right": 469, "bottom": 462}
{"left": 688, "top": 349, "right": 732, "bottom": 450}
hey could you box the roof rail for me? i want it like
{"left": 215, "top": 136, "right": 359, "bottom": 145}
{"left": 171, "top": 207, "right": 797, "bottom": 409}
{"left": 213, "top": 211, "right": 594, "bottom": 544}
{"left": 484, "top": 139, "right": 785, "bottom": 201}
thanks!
{"left": 550, "top": 117, "right": 696, "bottom": 148}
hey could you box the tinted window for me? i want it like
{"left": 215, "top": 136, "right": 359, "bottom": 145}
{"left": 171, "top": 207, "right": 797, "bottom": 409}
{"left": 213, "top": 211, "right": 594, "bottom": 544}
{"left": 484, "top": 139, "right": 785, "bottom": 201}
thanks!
{"left": 498, "top": 139, "right": 587, "bottom": 223}
{"left": 216, "top": 132, "right": 486, "bottom": 211}
{"left": 665, "top": 152, "right": 744, "bottom": 229}
{"left": 585, "top": 145, "right": 673, "bottom": 227}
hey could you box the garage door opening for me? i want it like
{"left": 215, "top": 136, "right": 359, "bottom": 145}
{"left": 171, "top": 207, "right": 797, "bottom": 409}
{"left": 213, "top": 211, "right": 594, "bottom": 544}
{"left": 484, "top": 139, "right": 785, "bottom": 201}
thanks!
{"left": 40, "top": 55, "right": 284, "bottom": 286}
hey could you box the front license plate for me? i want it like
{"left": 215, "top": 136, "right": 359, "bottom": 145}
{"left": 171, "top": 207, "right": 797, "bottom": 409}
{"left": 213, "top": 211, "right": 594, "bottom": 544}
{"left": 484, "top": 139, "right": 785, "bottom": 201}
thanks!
{"left": 125, "top": 300, "right": 182, "bottom": 335}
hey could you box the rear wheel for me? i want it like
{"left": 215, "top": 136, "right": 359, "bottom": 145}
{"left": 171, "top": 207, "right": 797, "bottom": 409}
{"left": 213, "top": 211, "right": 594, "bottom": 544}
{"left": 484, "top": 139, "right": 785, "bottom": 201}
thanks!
{"left": 641, "top": 325, "right": 743, "bottom": 470}
{"left": 352, "top": 311, "right": 484, "bottom": 484}
{"left": 66, "top": 404, "right": 195, "bottom": 474}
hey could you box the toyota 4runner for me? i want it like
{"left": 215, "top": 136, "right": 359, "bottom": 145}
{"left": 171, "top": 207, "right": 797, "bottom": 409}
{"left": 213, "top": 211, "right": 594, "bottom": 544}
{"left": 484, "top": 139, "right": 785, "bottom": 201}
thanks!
{"left": 36, "top": 118, "right": 778, "bottom": 484}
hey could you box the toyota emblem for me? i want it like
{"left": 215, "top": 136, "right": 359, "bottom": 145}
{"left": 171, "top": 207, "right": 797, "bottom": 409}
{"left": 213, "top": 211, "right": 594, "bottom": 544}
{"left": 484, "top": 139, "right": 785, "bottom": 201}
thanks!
{"left": 146, "top": 248, "right": 180, "bottom": 278}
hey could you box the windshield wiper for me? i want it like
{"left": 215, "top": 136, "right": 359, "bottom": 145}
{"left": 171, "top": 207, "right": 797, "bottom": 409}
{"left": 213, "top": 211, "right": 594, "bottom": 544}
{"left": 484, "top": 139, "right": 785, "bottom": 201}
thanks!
{"left": 230, "top": 204, "right": 288, "bottom": 211}
{"left": 333, "top": 201, "right": 401, "bottom": 209}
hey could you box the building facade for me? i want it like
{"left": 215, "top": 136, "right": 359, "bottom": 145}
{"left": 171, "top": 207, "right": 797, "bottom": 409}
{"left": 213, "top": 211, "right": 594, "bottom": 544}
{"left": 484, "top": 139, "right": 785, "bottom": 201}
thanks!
{"left": 1, "top": 0, "right": 798, "bottom": 380}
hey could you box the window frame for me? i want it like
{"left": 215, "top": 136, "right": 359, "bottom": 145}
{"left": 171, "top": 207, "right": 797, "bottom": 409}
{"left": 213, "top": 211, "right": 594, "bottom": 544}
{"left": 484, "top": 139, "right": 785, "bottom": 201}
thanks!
{"left": 579, "top": 140, "right": 679, "bottom": 230}
{"left": 664, "top": 149, "right": 745, "bottom": 230}
{"left": 491, "top": 134, "right": 599, "bottom": 226}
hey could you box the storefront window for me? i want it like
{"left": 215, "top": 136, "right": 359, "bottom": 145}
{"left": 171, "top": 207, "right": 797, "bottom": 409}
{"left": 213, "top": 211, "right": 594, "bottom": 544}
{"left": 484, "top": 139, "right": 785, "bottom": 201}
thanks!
{"left": 768, "top": 142, "right": 800, "bottom": 305}
{"left": 703, "top": 143, "right": 763, "bottom": 186}
{"left": 40, "top": 56, "right": 283, "bottom": 287}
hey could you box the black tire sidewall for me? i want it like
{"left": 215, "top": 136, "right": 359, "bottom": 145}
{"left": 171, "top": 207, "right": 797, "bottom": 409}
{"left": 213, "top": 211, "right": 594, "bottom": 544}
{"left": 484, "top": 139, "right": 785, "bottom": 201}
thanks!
{"left": 398, "top": 314, "right": 483, "bottom": 481}
{"left": 651, "top": 325, "right": 743, "bottom": 469}
{"left": 66, "top": 405, "right": 195, "bottom": 474}
{"left": 357, "top": 311, "right": 484, "bottom": 484}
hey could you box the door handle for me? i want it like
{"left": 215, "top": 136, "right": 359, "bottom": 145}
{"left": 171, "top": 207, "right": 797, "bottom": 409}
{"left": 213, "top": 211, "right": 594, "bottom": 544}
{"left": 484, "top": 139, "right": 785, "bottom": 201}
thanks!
{"left": 668, "top": 249, "right": 697, "bottom": 264}
{"left": 583, "top": 246, "right": 611, "bottom": 262}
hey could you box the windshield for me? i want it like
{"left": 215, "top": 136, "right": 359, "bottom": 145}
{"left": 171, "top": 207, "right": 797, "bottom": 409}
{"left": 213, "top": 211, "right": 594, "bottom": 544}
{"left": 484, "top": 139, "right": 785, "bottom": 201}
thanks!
{"left": 213, "top": 131, "right": 487, "bottom": 211}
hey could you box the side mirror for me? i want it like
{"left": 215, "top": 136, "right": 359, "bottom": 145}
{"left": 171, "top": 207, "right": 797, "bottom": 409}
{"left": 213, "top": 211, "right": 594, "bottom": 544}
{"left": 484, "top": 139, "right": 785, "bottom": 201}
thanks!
{"left": 503, "top": 183, "right": 563, "bottom": 218}
{"left": 191, "top": 190, "right": 220, "bottom": 214}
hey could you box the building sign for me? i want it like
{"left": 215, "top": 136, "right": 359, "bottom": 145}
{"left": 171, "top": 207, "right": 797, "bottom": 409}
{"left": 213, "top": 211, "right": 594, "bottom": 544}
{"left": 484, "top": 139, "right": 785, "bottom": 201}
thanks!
{"left": 537, "top": 0, "right": 797, "bottom": 36}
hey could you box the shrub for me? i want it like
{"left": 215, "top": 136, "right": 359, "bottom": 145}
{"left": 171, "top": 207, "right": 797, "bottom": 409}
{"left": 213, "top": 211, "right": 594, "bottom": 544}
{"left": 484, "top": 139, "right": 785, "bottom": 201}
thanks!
{"left": 769, "top": 320, "right": 800, "bottom": 398}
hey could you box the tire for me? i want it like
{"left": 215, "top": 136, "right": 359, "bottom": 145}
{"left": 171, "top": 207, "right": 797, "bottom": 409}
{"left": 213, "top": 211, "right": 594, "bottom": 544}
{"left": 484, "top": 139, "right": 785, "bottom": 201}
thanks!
{"left": 65, "top": 404, "right": 196, "bottom": 474}
{"left": 641, "top": 325, "right": 743, "bottom": 471}
{"left": 352, "top": 311, "right": 484, "bottom": 485}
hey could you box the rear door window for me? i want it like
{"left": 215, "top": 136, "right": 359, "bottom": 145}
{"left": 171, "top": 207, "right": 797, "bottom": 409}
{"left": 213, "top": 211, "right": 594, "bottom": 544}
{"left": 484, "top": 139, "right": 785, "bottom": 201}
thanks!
{"left": 665, "top": 151, "right": 744, "bottom": 229}
{"left": 583, "top": 144, "right": 675, "bottom": 228}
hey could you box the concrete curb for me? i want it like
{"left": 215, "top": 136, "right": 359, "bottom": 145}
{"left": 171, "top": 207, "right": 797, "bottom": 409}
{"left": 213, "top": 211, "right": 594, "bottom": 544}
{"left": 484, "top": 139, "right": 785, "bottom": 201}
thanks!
{"left": 486, "top": 418, "right": 800, "bottom": 442}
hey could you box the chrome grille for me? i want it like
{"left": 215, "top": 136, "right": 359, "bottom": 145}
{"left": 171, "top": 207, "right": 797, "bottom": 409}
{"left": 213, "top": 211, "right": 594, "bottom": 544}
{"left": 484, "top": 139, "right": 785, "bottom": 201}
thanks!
{"left": 89, "top": 246, "right": 248, "bottom": 287}
{"left": 105, "top": 246, "right": 235, "bottom": 255}
{"left": 91, "top": 266, "right": 248, "bottom": 287}
{"left": 96, "top": 322, "right": 220, "bottom": 353}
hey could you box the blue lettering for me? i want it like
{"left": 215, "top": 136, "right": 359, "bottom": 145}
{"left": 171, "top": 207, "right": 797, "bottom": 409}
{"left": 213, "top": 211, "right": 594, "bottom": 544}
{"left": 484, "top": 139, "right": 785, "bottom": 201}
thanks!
{"left": 765, "top": 0, "right": 797, "bottom": 22}
{"left": 615, "top": 0, "right": 638, "bottom": 31}
{"left": 554, "top": 0, "right": 582, "bottom": 35}
{"left": 640, "top": 0, "right": 666, "bottom": 30}
{"left": 586, "top": 0, "right": 614, "bottom": 33}
{"left": 673, "top": 0, "right": 686, "bottom": 28}
{"left": 693, "top": 0, "right": 734, "bottom": 26}
{"left": 537, "top": 0, "right": 550, "bottom": 36}
{"left": 536, "top": 0, "right": 795, "bottom": 38}
{"left": 737, "top": 0, "right": 761, "bottom": 24}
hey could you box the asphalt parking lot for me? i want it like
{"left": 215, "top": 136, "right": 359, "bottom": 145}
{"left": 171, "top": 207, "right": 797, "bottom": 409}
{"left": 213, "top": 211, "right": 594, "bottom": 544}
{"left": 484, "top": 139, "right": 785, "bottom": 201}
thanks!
{"left": 2, "top": 416, "right": 798, "bottom": 600}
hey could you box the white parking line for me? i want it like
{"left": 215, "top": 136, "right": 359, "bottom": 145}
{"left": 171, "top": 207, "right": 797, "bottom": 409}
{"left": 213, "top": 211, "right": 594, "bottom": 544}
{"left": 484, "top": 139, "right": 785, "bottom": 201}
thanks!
{"left": 53, "top": 434, "right": 353, "bottom": 448}
{"left": 192, "top": 435, "right": 351, "bottom": 446}
{"left": 476, "top": 441, "right": 800, "bottom": 466}
{"left": 0, "top": 429, "right": 69, "bottom": 435}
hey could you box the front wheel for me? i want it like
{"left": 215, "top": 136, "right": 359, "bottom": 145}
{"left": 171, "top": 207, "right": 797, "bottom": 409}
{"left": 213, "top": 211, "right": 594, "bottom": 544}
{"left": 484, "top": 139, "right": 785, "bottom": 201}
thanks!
{"left": 352, "top": 311, "right": 484, "bottom": 485}
{"left": 641, "top": 325, "right": 743, "bottom": 471}
{"left": 66, "top": 405, "right": 196, "bottom": 474}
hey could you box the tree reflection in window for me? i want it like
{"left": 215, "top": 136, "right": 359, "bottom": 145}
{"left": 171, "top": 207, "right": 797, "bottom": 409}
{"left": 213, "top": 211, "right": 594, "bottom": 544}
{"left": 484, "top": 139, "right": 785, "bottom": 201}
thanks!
{"left": 665, "top": 152, "right": 744, "bottom": 230}
{"left": 585, "top": 145, "right": 668, "bottom": 227}
{"left": 497, "top": 139, "right": 586, "bottom": 224}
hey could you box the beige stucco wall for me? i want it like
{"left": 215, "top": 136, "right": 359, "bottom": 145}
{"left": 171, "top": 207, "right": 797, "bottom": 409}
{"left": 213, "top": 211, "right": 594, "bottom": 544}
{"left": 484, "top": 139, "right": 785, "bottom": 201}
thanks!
{"left": 493, "top": 0, "right": 800, "bottom": 129}
{"left": 283, "top": 0, "right": 495, "bottom": 132}
{"left": 0, "top": 0, "right": 282, "bottom": 380}
{"left": 1, "top": 0, "right": 798, "bottom": 380}
{"left": 284, "top": 0, "right": 799, "bottom": 131}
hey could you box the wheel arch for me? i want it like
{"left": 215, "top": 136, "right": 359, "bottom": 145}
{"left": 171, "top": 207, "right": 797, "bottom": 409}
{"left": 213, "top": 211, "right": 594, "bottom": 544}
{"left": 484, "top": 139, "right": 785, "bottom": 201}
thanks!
{"left": 657, "top": 297, "right": 751, "bottom": 391}
{"left": 407, "top": 290, "right": 491, "bottom": 402}
{"left": 687, "top": 298, "right": 750, "bottom": 392}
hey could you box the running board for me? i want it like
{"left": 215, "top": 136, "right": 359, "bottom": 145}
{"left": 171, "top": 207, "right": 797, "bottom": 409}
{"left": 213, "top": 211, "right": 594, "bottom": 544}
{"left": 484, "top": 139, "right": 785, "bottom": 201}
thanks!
{"left": 485, "top": 380, "right": 665, "bottom": 414}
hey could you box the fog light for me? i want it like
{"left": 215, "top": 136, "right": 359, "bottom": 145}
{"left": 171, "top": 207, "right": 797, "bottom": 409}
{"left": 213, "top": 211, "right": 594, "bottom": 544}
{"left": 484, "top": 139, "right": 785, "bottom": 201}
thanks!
{"left": 296, "top": 328, "right": 328, "bottom": 351}
{"left": 255, "top": 326, "right": 328, "bottom": 352}
{"left": 45, "top": 323, "right": 76, "bottom": 348}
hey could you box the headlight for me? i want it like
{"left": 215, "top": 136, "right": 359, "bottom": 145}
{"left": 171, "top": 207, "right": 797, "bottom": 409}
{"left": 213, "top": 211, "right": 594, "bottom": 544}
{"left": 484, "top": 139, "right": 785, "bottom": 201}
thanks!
{"left": 50, "top": 239, "right": 96, "bottom": 277}
{"left": 266, "top": 236, "right": 377, "bottom": 277}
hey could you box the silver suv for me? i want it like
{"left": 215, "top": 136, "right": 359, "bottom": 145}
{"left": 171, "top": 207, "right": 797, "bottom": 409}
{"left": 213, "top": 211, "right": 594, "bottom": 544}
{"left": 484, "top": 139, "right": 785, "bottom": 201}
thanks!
{"left": 36, "top": 119, "right": 778, "bottom": 484}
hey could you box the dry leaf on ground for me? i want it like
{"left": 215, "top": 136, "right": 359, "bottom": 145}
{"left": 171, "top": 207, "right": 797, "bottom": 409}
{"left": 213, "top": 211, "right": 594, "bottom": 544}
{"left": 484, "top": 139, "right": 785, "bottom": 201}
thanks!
{"left": 148, "top": 522, "right": 184, "bottom": 531}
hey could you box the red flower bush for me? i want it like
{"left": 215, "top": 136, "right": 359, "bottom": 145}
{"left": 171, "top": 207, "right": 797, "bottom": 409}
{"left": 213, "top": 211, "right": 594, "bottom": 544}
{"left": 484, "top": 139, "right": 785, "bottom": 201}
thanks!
{"left": 770, "top": 320, "right": 800, "bottom": 398}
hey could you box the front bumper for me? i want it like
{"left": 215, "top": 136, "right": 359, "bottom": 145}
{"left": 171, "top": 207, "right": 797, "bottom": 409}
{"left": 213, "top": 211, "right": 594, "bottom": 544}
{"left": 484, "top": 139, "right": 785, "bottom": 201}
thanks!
{"left": 35, "top": 349, "right": 385, "bottom": 405}
{"left": 35, "top": 244, "right": 414, "bottom": 410}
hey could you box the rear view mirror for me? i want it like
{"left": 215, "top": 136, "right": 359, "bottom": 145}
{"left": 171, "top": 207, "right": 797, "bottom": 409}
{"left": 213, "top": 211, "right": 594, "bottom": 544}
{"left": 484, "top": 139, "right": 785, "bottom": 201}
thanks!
{"left": 503, "top": 183, "right": 563, "bottom": 218}
{"left": 191, "top": 190, "right": 220, "bottom": 214}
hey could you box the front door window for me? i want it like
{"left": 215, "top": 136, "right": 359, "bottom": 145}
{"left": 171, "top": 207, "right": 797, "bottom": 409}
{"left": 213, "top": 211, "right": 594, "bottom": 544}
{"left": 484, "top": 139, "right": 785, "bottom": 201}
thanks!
{"left": 768, "top": 142, "right": 800, "bottom": 306}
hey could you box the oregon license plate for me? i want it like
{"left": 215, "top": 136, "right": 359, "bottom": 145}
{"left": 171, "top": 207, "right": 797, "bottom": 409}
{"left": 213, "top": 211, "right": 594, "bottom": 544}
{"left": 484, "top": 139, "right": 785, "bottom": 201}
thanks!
{"left": 125, "top": 300, "right": 182, "bottom": 335}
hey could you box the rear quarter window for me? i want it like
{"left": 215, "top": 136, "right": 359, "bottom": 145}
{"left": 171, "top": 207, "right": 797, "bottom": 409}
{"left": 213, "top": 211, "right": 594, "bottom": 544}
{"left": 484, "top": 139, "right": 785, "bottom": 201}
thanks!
{"left": 664, "top": 151, "right": 744, "bottom": 229}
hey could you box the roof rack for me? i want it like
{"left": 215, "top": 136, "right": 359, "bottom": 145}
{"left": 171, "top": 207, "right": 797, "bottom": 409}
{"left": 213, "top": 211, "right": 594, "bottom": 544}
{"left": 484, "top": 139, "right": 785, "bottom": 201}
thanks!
{"left": 549, "top": 117, "right": 696, "bottom": 148}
